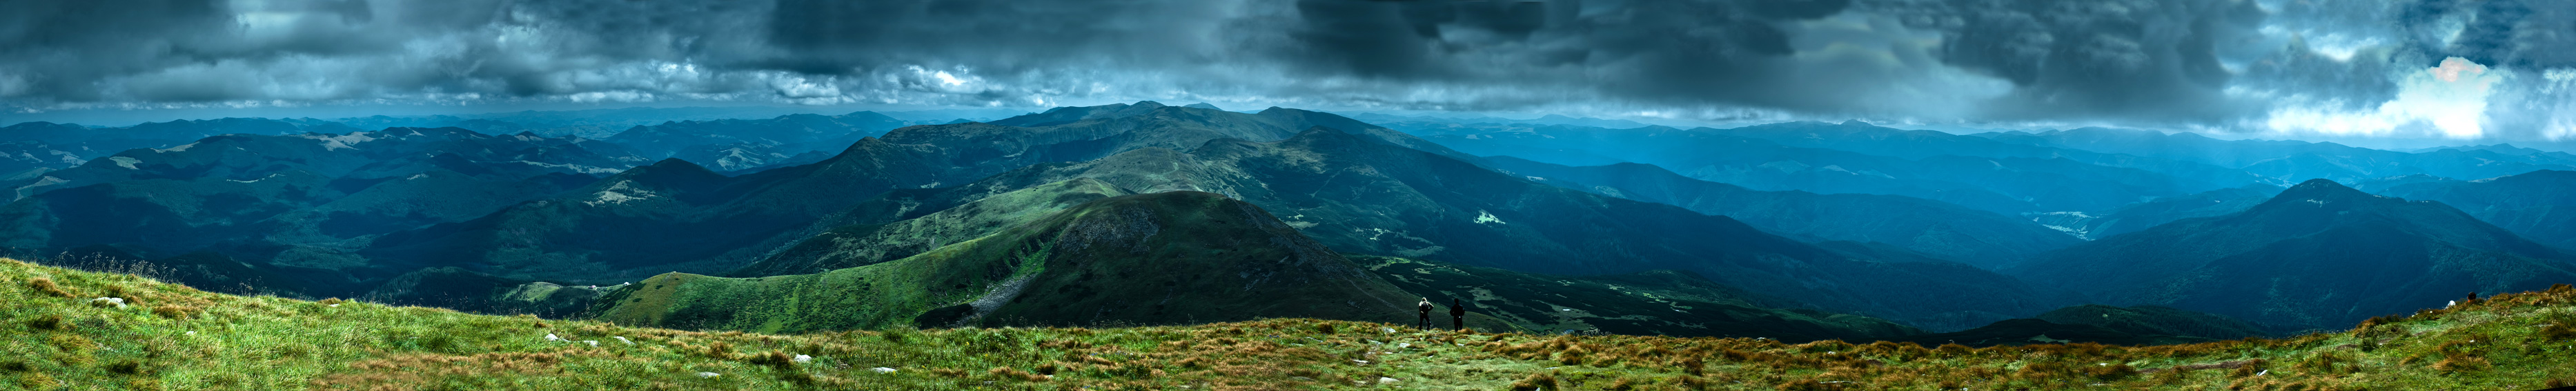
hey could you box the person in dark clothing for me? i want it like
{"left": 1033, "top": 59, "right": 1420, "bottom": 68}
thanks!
{"left": 1449, "top": 299, "right": 1467, "bottom": 330}
{"left": 1416, "top": 298, "right": 1435, "bottom": 329}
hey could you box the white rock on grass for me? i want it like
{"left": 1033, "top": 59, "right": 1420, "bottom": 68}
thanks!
{"left": 696, "top": 372, "right": 720, "bottom": 378}
{"left": 90, "top": 297, "right": 126, "bottom": 309}
{"left": 1377, "top": 377, "right": 1399, "bottom": 385}
{"left": 583, "top": 341, "right": 599, "bottom": 347}
{"left": 872, "top": 368, "right": 898, "bottom": 374}
{"left": 613, "top": 337, "right": 634, "bottom": 345}
{"left": 792, "top": 354, "right": 812, "bottom": 363}
{"left": 544, "top": 333, "right": 562, "bottom": 342}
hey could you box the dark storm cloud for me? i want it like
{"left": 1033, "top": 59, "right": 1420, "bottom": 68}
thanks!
{"left": 1250, "top": 0, "right": 2012, "bottom": 116}
{"left": 2403, "top": 0, "right": 2576, "bottom": 70}
{"left": 2, "top": 0, "right": 2574, "bottom": 139}
{"left": 758, "top": 0, "right": 1236, "bottom": 73}
{"left": 0, "top": 0, "right": 232, "bottom": 101}
{"left": 1867, "top": 0, "right": 2270, "bottom": 121}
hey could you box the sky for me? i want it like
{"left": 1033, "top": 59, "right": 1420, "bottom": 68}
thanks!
{"left": 1, "top": 0, "right": 2573, "bottom": 146}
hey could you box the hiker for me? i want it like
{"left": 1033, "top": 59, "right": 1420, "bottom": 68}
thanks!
{"left": 1416, "top": 298, "right": 1435, "bottom": 329}
{"left": 1449, "top": 299, "right": 1466, "bottom": 330}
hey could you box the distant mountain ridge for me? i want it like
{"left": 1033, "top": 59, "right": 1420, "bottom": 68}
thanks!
{"left": 923, "top": 127, "right": 2065, "bottom": 330}
{"left": 0, "top": 127, "right": 644, "bottom": 261}
{"left": 357, "top": 102, "right": 1462, "bottom": 285}
{"left": 606, "top": 111, "right": 907, "bottom": 172}
{"left": 1413, "top": 121, "right": 2259, "bottom": 214}
{"left": 2029, "top": 185, "right": 2283, "bottom": 240}
{"left": 590, "top": 189, "right": 1923, "bottom": 341}
{"left": 1479, "top": 157, "right": 2080, "bottom": 268}
{"left": 1976, "top": 128, "right": 2576, "bottom": 182}
{"left": 2376, "top": 170, "right": 2576, "bottom": 250}
{"left": 41, "top": 104, "right": 2510, "bottom": 339}
{"left": 0, "top": 118, "right": 363, "bottom": 179}
{"left": 2005, "top": 179, "right": 2576, "bottom": 331}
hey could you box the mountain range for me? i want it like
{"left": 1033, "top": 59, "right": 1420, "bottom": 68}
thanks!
{"left": 1479, "top": 157, "right": 2081, "bottom": 267}
{"left": 588, "top": 190, "right": 1430, "bottom": 332}
{"left": 0, "top": 127, "right": 643, "bottom": 261}
{"left": 591, "top": 188, "right": 1927, "bottom": 341}
{"left": 0, "top": 118, "right": 362, "bottom": 181}
{"left": 2374, "top": 170, "right": 2576, "bottom": 250}
{"left": 1975, "top": 128, "right": 2576, "bottom": 183}
{"left": 605, "top": 111, "right": 907, "bottom": 172}
{"left": 1413, "top": 121, "right": 2263, "bottom": 215}
{"left": 6, "top": 102, "right": 2575, "bottom": 341}
{"left": 2005, "top": 179, "right": 2576, "bottom": 331}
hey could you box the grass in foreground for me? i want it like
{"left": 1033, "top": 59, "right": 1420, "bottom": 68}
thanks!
{"left": 5, "top": 257, "right": 2576, "bottom": 390}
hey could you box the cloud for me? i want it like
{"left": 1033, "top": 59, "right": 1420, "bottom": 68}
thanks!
{"left": 2261, "top": 57, "right": 2501, "bottom": 139}
{"left": 0, "top": 0, "right": 2573, "bottom": 142}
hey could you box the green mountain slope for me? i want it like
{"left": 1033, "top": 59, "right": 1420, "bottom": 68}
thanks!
{"left": 586, "top": 191, "right": 1424, "bottom": 332}
{"left": 362, "top": 102, "right": 1451, "bottom": 285}
{"left": 958, "top": 128, "right": 2065, "bottom": 330}
{"left": 729, "top": 178, "right": 1134, "bottom": 277}
{"left": 596, "top": 189, "right": 1931, "bottom": 341}
{"left": 8, "top": 257, "right": 2576, "bottom": 390}
{"left": 1482, "top": 157, "right": 2079, "bottom": 268}
{"left": 2006, "top": 179, "right": 2576, "bottom": 331}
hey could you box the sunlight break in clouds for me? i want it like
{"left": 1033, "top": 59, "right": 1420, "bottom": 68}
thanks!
{"left": 2265, "top": 57, "right": 2501, "bottom": 139}
{"left": 2541, "top": 69, "right": 2576, "bottom": 141}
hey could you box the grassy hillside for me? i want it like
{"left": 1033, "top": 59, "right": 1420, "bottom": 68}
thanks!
{"left": 730, "top": 178, "right": 1133, "bottom": 277}
{"left": 587, "top": 191, "right": 1424, "bottom": 332}
{"left": 9, "top": 257, "right": 2576, "bottom": 390}
{"left": 622, "top": 179, "right": 1928, "bottom": 340}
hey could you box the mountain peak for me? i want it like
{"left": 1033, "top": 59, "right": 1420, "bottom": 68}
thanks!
{"left": 2274, "top": 179, "right": 2370, "bottom": 201}
{"left": 1182, "top": 102, "right": 1222, "bottom": 110}
{"left": 627, "top": 157, "right": 721, "bottom": 176}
